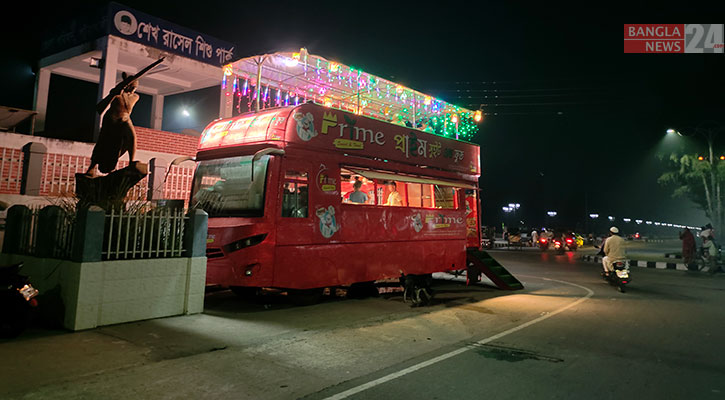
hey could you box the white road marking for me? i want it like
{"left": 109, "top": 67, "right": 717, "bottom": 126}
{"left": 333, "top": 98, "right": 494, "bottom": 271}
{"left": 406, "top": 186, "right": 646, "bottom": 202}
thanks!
{"left": 322, "top": 277, "right": 594, "bottom": 400}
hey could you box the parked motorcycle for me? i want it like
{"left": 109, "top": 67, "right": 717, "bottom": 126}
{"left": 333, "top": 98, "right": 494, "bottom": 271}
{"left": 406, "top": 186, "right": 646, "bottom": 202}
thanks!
{"left": 602, "top": 261, "right": 630, "bottom": 292}
{"left": 0, "top": 262, "right": 39, "bottom": 338}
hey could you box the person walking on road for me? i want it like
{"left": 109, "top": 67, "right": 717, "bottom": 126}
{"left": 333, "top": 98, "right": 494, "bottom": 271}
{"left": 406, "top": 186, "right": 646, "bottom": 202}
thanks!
{"left": 680, "top": 228, "right": 697, "bottom": 269}
{"left": 531, "top": 229, "right": 538, "bottom": 247}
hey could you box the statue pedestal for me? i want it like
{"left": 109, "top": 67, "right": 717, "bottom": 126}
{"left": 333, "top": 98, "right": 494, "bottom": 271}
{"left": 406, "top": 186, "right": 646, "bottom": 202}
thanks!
{"left": 75, "top": 162, "right": 148, "bottom": 209}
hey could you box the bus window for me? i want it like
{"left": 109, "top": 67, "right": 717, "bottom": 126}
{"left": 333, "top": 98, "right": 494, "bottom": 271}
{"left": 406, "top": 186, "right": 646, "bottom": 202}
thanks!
{"left": 406, "top": 184, "right": 434, "bottom": 208}
{"left": 341, "top": 168, "right": 374, "bottom": 205}
{"left": 421, "top": 184, "right": 434, "bottom": 208}
{"left": 380, "top": 180, "right": 407, "bottom": 207}
{"left": 407, "top": 183, "right": 422, "bottom": 208}
{"left": 282, "top": 171, "right": 308, "bottom": 218}
{"left": 191, "top": 155, "right": 269, "bottom": 217}
{"left": 433, "top": 185, "right": 458, "bottom": 209}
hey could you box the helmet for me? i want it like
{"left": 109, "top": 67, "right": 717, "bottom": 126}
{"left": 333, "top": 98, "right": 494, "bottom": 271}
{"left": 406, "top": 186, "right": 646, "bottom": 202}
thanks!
{"left": 610, "top": 226, "right": 619, "bottom": 234}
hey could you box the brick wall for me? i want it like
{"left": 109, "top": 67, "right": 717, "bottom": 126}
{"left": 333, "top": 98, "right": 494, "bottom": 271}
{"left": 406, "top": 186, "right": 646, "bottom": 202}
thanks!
{"left": 0, "top": 130, "right": 199, "bottom": 199}
{"left": 135, "top": 127, "right": 200, "bottom": 157}
{"left": 0, "top": 148, "right": 24, "bottom": 194}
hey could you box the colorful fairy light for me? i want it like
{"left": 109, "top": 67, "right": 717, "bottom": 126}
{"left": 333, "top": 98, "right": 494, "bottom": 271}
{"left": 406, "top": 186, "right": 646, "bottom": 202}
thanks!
{"left": 226, "top": 51, "right": 483, "bottom": 141}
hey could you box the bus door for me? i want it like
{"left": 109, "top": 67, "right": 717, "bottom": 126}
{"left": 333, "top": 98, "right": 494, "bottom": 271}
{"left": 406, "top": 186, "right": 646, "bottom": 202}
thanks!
{"left": 276, "top": 159, "right": 313, "bottom": 246}
{"left": 465, "top": 189, "right": 481, "bottom": 249}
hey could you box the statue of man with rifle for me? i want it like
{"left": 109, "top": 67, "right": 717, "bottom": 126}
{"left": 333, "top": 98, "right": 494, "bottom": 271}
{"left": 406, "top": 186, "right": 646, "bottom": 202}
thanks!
{"left": 85, "top": 57, "right": 165, "bottom": 177}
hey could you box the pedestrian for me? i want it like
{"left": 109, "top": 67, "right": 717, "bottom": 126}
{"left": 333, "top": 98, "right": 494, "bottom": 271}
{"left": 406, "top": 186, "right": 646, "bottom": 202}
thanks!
{"left": 702, "top": 236, "right": 720, "bottom": 275}
{"left": 680, "top": 228, "right": 696, "bottom": 269}
{"left": 700, "top": 223, "right": 714, "bottom": 241}
{"left": 531, "top": 229, "right": 538, "bottom": 247}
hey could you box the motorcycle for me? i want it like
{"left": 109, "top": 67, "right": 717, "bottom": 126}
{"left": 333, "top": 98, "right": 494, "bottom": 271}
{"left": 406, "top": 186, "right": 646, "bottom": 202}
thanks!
{"left": 538, "top": 238, "right": 550, "bottom": 251}
{"left": 602, "top": 260, "right": 630, "bottom": 292}
{"left": 0, "top": 262, "right": 39, "bottom": 338}
{"left": 553, "top": 238, "right": 565, "bottom": 254}
{"left": 564, "top": 235, "right": 578, "bottom": 251}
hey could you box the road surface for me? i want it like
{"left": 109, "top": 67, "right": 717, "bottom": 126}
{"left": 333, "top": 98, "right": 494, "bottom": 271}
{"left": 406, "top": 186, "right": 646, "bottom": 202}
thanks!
{"left": 1, "top": 249, "right": 724, "bottom": 399}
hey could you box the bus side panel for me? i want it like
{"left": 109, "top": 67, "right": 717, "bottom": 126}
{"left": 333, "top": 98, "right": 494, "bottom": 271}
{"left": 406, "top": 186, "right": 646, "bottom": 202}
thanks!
{"left": 272, "top": 239, "right": 466, "bottom": 289}
{"left": 338, "top": 205, "right": 467, "bottom": 244}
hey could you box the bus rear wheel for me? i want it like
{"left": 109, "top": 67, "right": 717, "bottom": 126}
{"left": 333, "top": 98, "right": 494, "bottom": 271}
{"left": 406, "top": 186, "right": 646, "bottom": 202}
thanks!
{"left": 402, "top": 274, "right": 433, "bottom": 307}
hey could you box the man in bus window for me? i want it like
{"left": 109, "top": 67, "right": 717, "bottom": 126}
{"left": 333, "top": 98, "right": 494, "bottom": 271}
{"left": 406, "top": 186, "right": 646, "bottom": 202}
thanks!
{"left": 385, "top": 181, "right": 403, "bottom": 206}
{"left": 349, "top": 179, "right": 368, "bottom": 204}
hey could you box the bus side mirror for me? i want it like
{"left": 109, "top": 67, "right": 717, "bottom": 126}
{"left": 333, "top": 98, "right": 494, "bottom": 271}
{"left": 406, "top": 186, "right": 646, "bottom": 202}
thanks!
{"left": 251, "top": 148, "right": 285, "bottom": 181}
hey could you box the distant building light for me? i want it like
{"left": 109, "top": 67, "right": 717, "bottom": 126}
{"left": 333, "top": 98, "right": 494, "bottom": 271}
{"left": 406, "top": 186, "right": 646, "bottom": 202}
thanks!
{"left": 635, "top": 219, "right": 643, "bottom": 224}
{"left": 547, "top": 211, "right": 557, "bottom": 217}
{"left": 608, "top": 216, "right": 615, "bottom": 221}
{"left": 623, "top": 218, "right": 631, "bottom": 222}
{"left": 645, "top": 221, "right": 653, "bottom": 225}
{"left": 589, "top": 213, "right": 599, "bottom": 219}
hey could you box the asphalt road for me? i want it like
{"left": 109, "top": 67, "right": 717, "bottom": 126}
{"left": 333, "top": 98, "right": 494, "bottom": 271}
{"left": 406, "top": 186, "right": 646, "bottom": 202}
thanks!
{"left": 2, "top": 249, "right": 724, "bottom": 399}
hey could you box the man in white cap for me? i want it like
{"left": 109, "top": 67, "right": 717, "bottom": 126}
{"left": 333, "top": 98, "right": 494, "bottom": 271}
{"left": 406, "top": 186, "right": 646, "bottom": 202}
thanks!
{"left": 602, "top": 226, "right": 626, "bottom": 275}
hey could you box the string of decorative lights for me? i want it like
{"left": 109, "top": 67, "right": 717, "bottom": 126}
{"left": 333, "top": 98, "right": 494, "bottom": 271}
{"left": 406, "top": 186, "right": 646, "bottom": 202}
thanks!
{"left": 223, "top": 49, "right": 484, "bottom": 142}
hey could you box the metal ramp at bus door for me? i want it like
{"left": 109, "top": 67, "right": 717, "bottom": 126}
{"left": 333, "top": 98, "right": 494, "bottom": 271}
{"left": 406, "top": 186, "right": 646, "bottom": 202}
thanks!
{"left": 466, "top": 249, "right": 524, "bottom": 291}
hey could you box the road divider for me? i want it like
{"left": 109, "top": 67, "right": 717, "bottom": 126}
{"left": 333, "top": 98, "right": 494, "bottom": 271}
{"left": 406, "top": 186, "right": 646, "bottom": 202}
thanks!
{"left": 580, "top": 254, "right": 710, "bottom": 272}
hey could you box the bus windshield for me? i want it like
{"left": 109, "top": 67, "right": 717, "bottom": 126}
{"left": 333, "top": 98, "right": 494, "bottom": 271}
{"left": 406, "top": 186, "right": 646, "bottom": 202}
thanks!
{"left": 190, "top": 155, "right": 270, "bottom": 217}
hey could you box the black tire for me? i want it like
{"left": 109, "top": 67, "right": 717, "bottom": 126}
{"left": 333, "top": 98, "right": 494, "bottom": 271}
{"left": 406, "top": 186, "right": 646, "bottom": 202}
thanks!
{"left": 618, "top": 285, "right": 626, "bottom": 293}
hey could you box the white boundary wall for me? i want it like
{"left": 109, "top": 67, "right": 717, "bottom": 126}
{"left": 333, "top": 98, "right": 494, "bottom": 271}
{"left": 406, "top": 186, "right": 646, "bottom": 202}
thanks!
{"left": 0, "top": 254, "right": 206, "bottom": 331}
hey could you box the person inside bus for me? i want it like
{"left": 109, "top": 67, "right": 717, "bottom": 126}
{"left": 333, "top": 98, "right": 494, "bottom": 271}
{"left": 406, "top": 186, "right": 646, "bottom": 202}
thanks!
{"left": 349, "top": 179, "right": 368, "bottom": 204}
{"left": 385, "top": 181, "right": 403, "bottom": 206}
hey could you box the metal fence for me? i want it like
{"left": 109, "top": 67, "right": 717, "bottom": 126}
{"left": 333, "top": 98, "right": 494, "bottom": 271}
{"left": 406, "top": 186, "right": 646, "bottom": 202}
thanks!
{"left": 103, "top": 207, "right": 188, "bottom": 260}
{"left": 39, "top": 154, "right": 150, "bottom": 200}
{"left": 14, "top": 206, "right": 41, "bottom": 255}
{"left": 41, "top": 153, "right": 91, "bottom": 196}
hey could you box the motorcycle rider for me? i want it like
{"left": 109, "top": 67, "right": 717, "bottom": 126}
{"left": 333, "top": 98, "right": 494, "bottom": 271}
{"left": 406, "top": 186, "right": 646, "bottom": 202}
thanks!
{"left": 602, "top": 226, "right": 626, "bottom": 276}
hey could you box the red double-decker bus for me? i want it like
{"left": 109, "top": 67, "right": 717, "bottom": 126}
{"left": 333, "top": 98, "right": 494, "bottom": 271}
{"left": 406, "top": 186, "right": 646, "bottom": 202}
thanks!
{"left": 193, "top": 103, "right": 481, "bottom": 304}
{"left": 191, "top": 50, "right": 487, "bottom": 304}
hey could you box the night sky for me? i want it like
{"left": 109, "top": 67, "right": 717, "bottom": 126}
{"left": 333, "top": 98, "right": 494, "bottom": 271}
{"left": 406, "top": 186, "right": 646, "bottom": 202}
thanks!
{"left": 3, "top": 2, "right": 724, "bottom": 232}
